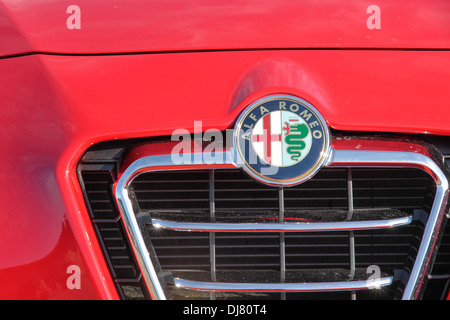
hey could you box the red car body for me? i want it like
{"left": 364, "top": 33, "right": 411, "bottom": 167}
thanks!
{"left": 0, "top": 0, "right": 449, "bottom": 299}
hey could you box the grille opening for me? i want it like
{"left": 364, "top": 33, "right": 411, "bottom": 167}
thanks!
{"left": 79, "top": 164, "right": 143, "bottom": 300}
{"left": 129, "top": 167, "right": 436, "bottom": 300}
{"left": 78, "top": 136, "right": 450, "bottom": 300}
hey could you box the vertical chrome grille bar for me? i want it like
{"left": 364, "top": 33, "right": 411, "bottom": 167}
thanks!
{"left": 279, "top": 187, "right": 286, "bottom": 300}
{"left": 347, "top": 168, "right": 356, "bottom": 300}
{"left": 209, "top": 169, "right": 216, "bottom": 300}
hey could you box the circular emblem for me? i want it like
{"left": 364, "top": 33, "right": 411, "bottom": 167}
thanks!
{"left": 234, "top": 94, "right": 330, "bottom": 186}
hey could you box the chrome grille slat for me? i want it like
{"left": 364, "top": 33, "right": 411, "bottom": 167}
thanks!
{"left": 172, "top": 276, "right": 394, "bottom": 293}
{"left": 150, "top": 215, "right": 413, "bottom": 232}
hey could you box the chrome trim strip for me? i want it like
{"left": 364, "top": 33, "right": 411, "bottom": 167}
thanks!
{"left": 173, "top": 276, "right": 393, "bottom": 292}
{"left": 115, "top": 146, "right": 449, "bottom": 300}
{"left": 151, "top": 216, "right": 413, "bottom": 232}
{"left": 115, "top": 152, "right": 234, "bottom": 300}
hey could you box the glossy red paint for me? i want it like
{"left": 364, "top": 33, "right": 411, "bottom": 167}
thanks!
{"left": 1, "top": 0, "right": 450, "bottom": 57}
{"left": 5, "top": 49, "right": 449, "bottom": 140}
{"left": 1, "top": 48, "right": 450, "bottom": 299}
{"left": 0, "top": 55, "right": 119, "bottom": 299}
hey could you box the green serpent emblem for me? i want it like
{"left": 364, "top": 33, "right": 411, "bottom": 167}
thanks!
{"left": 284, "top": 122, "right": 309, "bottom": 161}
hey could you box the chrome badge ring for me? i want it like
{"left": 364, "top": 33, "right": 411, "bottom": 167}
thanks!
{"left": 234, "top": 94, "right": 331, "bottom": 186}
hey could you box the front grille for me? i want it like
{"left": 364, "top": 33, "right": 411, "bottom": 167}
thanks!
{"left": 78, "top": 136, "right": 450, "bottom": 300}
{"left": 128, "top": 167, "right": 435, "bottom": 300}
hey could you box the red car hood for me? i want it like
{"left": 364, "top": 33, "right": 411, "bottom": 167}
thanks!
{"left": 1, "top": 0, "right": 450, "bottom": 57}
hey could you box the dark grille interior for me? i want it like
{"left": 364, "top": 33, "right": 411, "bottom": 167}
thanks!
{"left": 146, "top": 227, "right": 423, "bottom": 272}
{"left": 77, "top": 137, "right": 450, "bottom": 300}
{"left": 129, "top": 167, "right": 434, "bottom": 300}
{"left": 78, "top": 142, "right": 150, "bottom": 300}
{"left": 134, "top": 168, "right": 434, "bottom": 212}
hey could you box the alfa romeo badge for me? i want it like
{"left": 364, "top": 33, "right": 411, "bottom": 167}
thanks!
{"left": 234, "top": 94, "right": 330, "bottom": 186}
